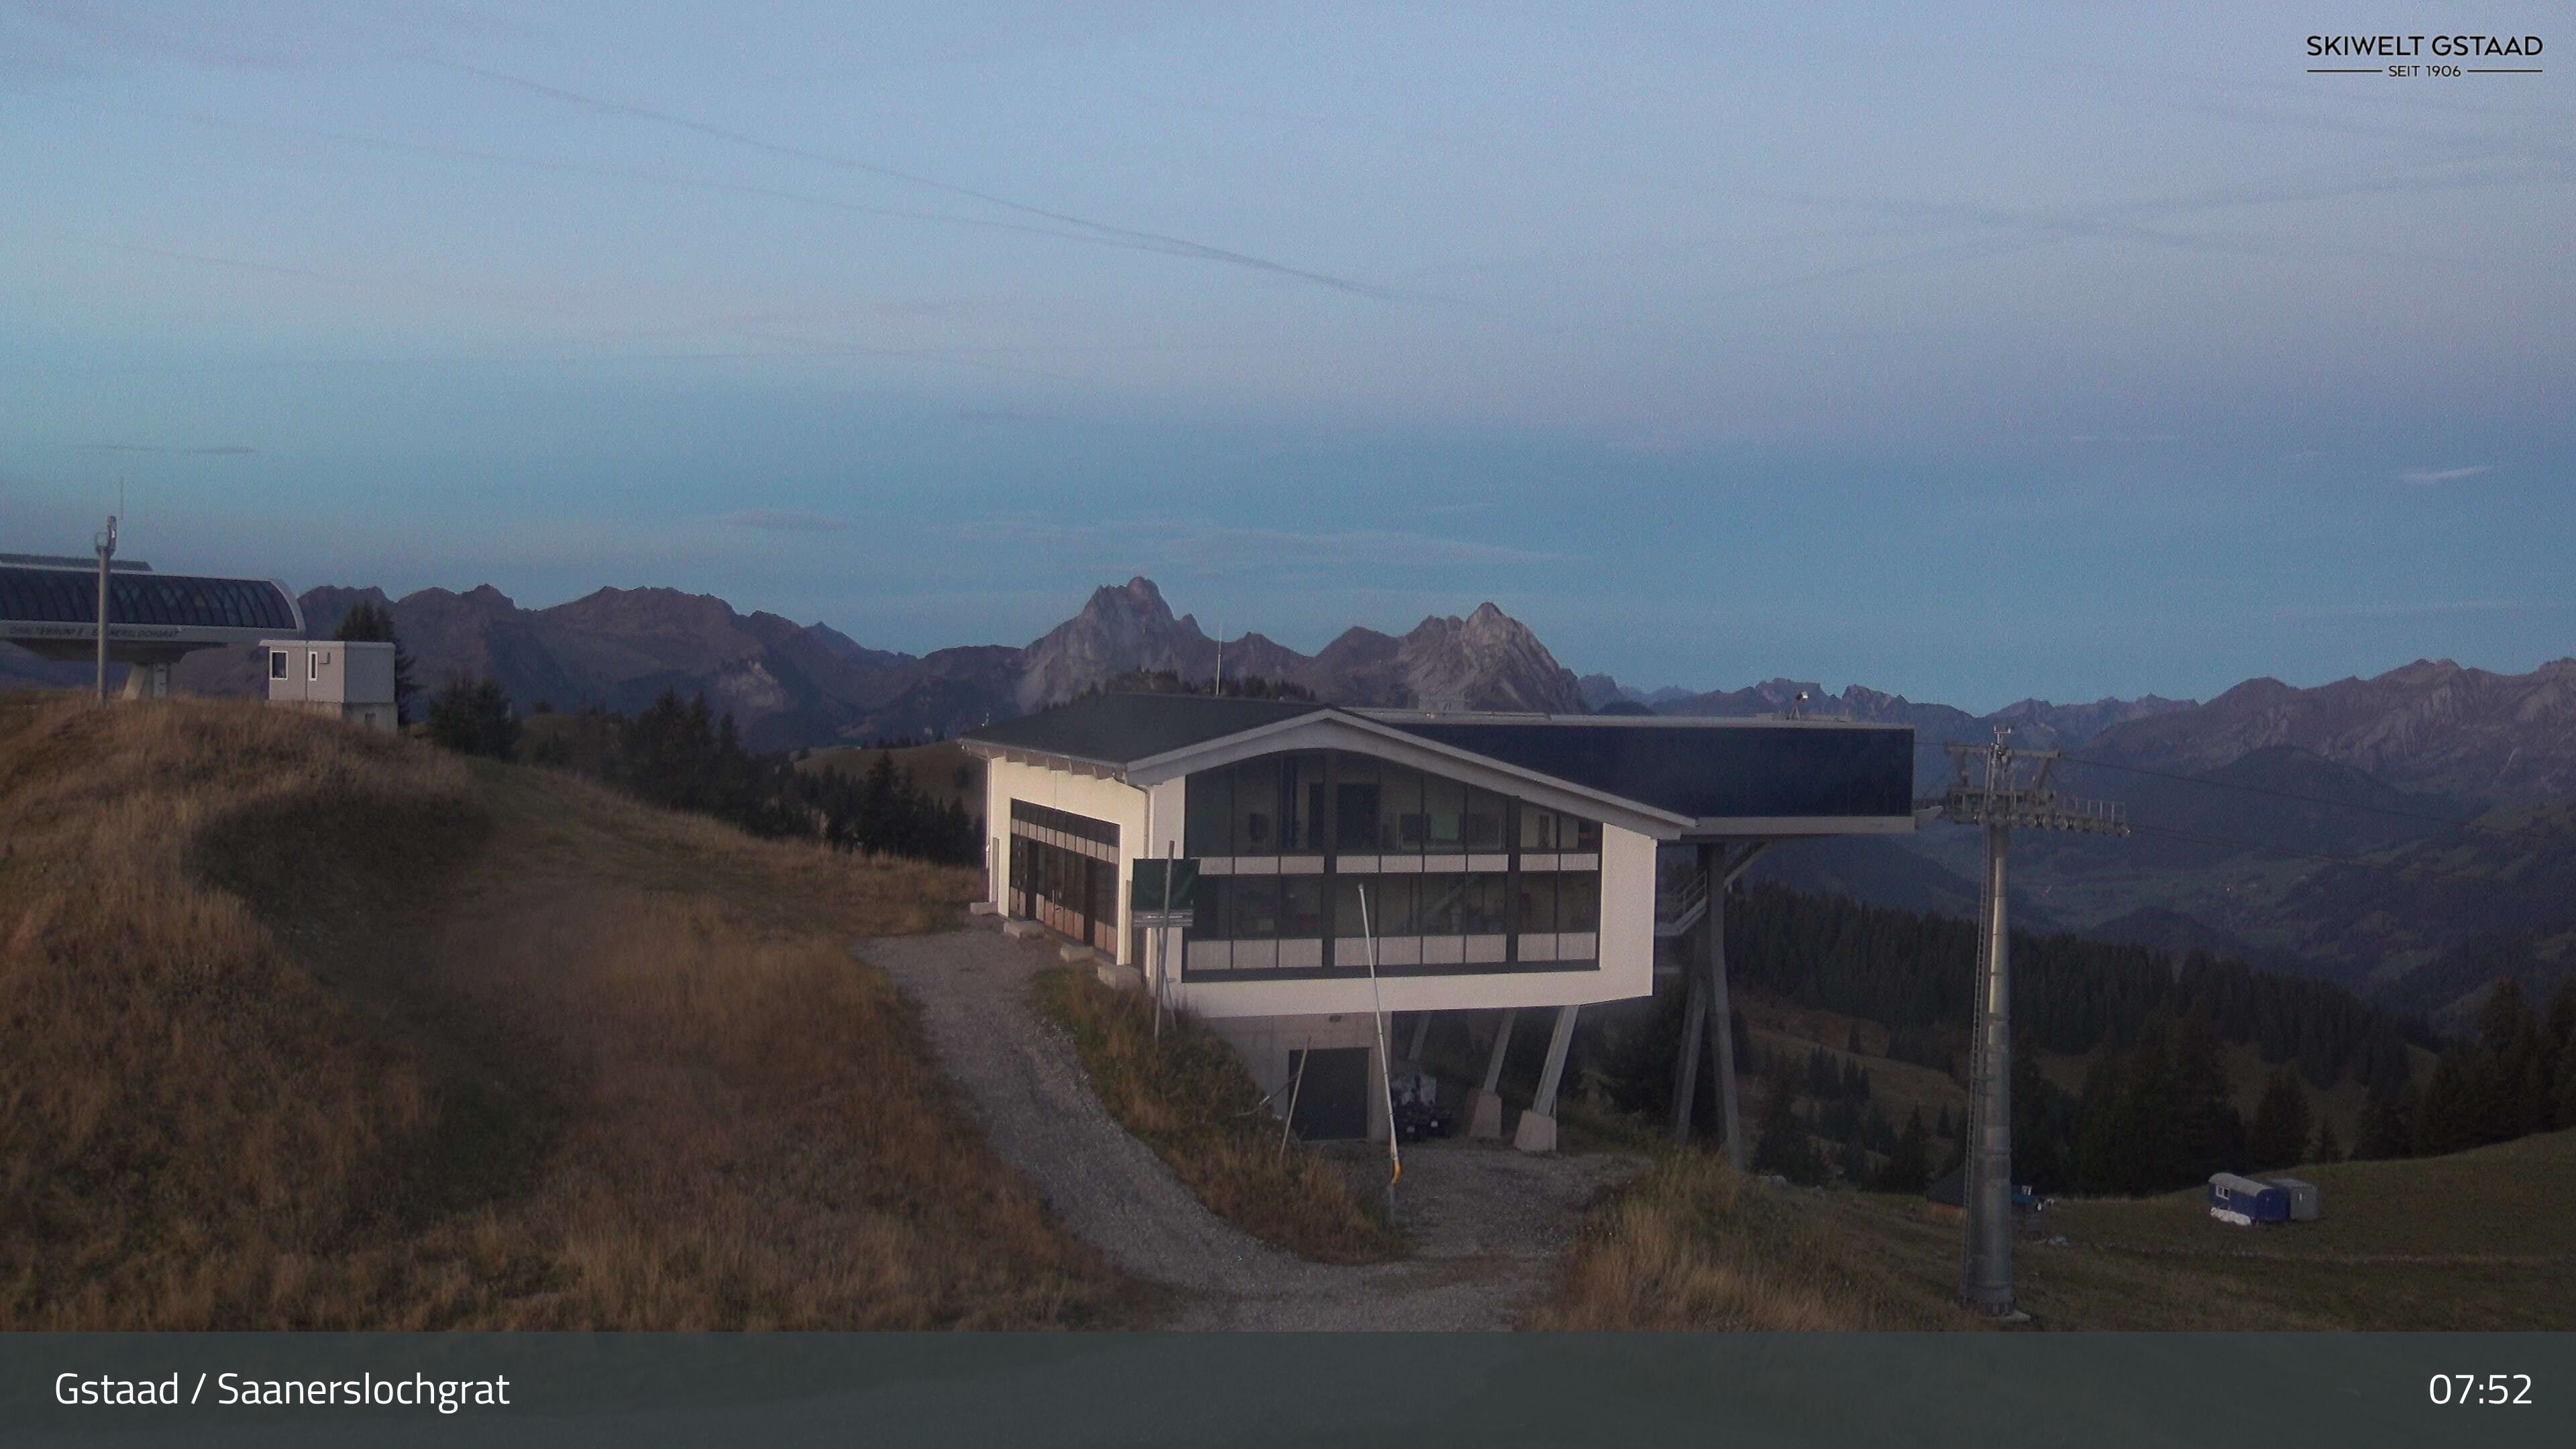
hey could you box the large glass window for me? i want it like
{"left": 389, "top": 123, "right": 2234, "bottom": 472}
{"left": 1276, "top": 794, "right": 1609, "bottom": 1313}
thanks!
{"left": 1464, "top": 873, "right": 1509, "bottom": 934}
{"left": 1283, "top": 753, "right": 1326, "bottom": 852}
{"left": 1185, "top": 765, "right": 1232, "bottom": 857}
{"left": 1282, "top": 875, "right": 1325, "bottom": 936}
{"left": 1462, "top": 787, "right": 1506, "bottom": 851}
{"left": 1418, "top": 874, "right": 1468, "bottom": 934}
{"left": 1332, "top": 755, "right": 1379, "bottom": 851}
{"left": 1518, "top": 806, "right": 1556, "bottom": 852}
{"left": 1516, "top": 873, "right": 1558, "bottom": 933}
{"left": 1560, "top": 873, "right": 1601, "bottom": 932}
{"left": 1232, "top": 874, "right": 1282, "bottom": 939}
{"left": 1379, "top": 764, "right": 1423, "bottom": 853}
{"left": 1336, "top": 874, "right": 1416, "bottom": 936}
{"left": 1422, "top": 775, "right": 1464, "bottom": 851}
{"left": 1230, "top": 758, "right": 1281, "bottom": 854}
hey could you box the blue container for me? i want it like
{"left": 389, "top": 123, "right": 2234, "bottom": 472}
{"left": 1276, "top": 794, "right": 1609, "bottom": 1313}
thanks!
{"left": 2207, "top": 1172, "right": 2290, "bottom": 1223}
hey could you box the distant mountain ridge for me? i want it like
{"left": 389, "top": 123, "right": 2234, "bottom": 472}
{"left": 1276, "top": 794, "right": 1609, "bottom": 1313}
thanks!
{"left": 113, "top": 574, "right": 1580, "bottom": 750}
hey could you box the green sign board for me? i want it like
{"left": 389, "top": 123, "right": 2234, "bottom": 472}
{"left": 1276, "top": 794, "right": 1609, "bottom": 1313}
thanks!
{"left": 1130, "top": 858, "right": 1200, "bottom": 913}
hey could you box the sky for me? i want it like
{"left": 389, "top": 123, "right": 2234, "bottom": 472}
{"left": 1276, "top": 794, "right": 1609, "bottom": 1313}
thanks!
{"left": 2, "top": 1, "right": 2569, "bottom": 712}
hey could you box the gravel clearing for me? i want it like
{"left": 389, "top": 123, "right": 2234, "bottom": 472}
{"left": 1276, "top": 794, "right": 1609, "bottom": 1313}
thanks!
{"left": 857, "top": 918, "right": 1646, "bottom": 1330}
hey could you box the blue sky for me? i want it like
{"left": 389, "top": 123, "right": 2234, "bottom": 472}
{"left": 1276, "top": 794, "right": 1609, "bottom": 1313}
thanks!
{"left": 3, "top": 1, "right": 2569, "bottom": 711}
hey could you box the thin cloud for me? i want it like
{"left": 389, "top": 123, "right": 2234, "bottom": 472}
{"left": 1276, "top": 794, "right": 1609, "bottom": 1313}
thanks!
{"left": 963, "top": 515, "right": 1572, "bottom": 570}
{"left": 2398, "top": 465, "right": 2490, "bottom": 484}
{"left": 2273, "top": 598, "right": 2537, "bottom": 621}
{"left": 440, "top": 63, "right": 1409, "bottom": 301}
{"left": 71, "top": 442, "right": 256, "bottom": 455}
{"left": 716, "top": 508, "right": 854, "bottom": 533}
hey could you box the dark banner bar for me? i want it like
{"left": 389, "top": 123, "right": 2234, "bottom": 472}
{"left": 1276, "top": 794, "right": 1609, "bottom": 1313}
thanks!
{"left": 7, "top": 1333, "right": 2573, "bottom": 1447}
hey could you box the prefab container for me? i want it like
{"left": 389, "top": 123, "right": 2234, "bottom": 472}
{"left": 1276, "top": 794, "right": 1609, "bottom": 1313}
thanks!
{"left": 2264, "top": 1176, "right": 2321, "bottom": 1221}
{"left": 2206, "top": 1172, "right": 2288, "bottom": 1225}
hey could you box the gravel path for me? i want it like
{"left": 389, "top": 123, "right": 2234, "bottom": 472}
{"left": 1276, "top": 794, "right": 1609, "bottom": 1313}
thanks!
{"left": 856, "top": 920, "right": 1644, "bottom": 1330}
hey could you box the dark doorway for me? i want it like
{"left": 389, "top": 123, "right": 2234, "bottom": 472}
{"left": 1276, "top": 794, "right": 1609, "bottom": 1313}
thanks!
{"left": 1286, "top": 1046, "right": 1371, "bottom": 1141}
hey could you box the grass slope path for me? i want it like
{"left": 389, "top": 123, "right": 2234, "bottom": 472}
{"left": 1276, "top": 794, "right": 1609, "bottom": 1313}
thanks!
{"left": 858, "top": 924, "right": 1640, "bottom": 1330}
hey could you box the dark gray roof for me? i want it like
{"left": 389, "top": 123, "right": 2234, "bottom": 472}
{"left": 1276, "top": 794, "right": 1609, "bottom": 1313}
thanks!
{"left": 0, "top": 564, "right": 299, "bottom": 633}
{"left": 1382, "top": 718, "right": 1915, "bottom": 821}
{"left": 967, "top": 694, "right": 1915, "bottom": 827}
{"left": 964, "top": 692, "right": 1324, "bottom": 767}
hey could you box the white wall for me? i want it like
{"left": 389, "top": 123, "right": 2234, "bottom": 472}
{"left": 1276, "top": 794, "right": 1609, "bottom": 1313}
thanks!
{"left": 982, "top": 756, "right": 1152, "bottom": 963}
{"left": 1202, "top": 1012, "right": 1389, "bottom": 1142}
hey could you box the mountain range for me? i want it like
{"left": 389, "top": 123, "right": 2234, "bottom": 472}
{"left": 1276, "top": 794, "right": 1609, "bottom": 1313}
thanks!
{"left": 9, "top": 569, "right": 2573, "bottom": 1018}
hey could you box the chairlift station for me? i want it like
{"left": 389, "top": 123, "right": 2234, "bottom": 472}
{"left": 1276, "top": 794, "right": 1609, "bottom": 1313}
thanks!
{"left": 965, "top": 693, "right": 1916, "bottom": 1153}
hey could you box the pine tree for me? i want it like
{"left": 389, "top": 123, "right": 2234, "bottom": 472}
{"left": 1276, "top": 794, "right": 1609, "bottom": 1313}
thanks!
{"left": 1880, "top": 1107, "right": 1931, "bottom": 1193}
{"left": 1837, "top": 1136, "right": 1870, "bottom": 1188}
{"left": 2467, "top": 979, "right": 2540, "bottom": 1146}
{"left": 2171, "top": 1006, "right": 2249, "bottom": 1180}
{"left": 2072, "top": 1051, "right": 2135, "bottom": 1193}
{"left": 2353, "top": 1081, "right": 2413, "bottom": 1161}
{"left": 423, "top": 675, "right": 518, "bottom": 760}
{"left": 2310, "top": 1117, "right": 2343, "bottom": 1165}
{"left": 331, "top": 599, "right": 417, "bottom": 722}
{"left": 1752, "top": 1059, "right": 1819, "bottom": 1183}
{"left": 2249, "top": 1066, "right": 2313, "bottom": 1169}
{"left": 2414, "top": 1049, "right": 2475, "bottom": 1158}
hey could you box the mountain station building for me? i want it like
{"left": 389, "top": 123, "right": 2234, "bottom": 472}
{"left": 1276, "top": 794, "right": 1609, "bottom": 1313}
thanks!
{"left": 0, "top": 552, "right": 302, "bottom": 698}
{"left": 962, "top": 694, "right": 1915, "bottom": 1150}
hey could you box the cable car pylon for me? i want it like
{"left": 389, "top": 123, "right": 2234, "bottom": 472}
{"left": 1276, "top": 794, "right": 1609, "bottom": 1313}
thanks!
{"left": 1922, "top": 729, "right": 2128, "bottom": 1319}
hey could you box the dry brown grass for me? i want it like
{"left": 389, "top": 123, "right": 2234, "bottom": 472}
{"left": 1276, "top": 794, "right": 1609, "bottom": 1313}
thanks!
{"left": 0, "top": 694, "right": 1125, "bottom": 1329}
{"left": 1033, "top": 966, "right": 1405, "bottom": 1265}
{"left": 1527, "top": 1153, "right": 1965, "bottom": 1330}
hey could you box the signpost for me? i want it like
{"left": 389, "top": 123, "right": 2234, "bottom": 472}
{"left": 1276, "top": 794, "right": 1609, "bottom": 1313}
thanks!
{"left": 1130, "top": 856, "right": 1197, "bottom": 1040}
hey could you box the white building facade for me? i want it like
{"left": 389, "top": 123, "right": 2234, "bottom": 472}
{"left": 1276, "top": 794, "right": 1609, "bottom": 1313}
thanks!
{"left": 966, "top": 694, "right": 1914, "bottom": 1150}
{"left": 262, "top": 639, "right": 400, "bottom": 732}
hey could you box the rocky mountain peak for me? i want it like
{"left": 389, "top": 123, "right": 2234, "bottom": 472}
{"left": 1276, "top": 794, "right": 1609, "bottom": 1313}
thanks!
{"left": 1016, "top": 575, "right": 1209, "bottom": 710}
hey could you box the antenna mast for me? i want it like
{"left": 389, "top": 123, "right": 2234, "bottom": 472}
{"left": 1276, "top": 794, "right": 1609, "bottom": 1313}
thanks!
{"left": 93, "top": 513, "right": 119, "bottom": 704}
{"left": 1925, "top": 730, "right": 2127, "bottom": 1319}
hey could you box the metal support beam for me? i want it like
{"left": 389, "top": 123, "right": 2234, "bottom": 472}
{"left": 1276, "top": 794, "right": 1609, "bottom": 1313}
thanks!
{"left": 1407, "top": 1011, "right": 1431, "bottom": 1062}
{"left": 1962, "top": 818, "right": 2015, "bottom": 1315}
{"left": 1514, "top": 1004, "right": 1580, "bottom": 1153}
{"left": 1707, "top": 873, "right": 1745, "bottom": 1174}
{"left": 1465, "top": 1009, "right": 1515, "bottom": 1138}
{"left": 1670, "top": 975, "right": 1708, "bottom": 1144}
{"left": 1668, "top": 841, "right": 1766, "bottom": 1169}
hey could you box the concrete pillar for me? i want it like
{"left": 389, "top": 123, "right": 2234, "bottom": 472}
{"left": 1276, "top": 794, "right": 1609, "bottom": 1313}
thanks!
{"left": 1464, "top": 1008, "right": 1515, "bottom": 1138}
{"left": 1513, "top": 1004, "right": 1580, "bottom": 1154}
{"left": 117, "top": 660, "right": 170, "bottom": 700}
{"left": 1407, "top": 1010, "right": 1432, "bottom": 1062}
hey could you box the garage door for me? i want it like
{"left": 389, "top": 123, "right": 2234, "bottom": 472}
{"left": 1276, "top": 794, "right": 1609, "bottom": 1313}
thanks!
{"left": 1286, "top": 1047, "right": 1371, "bottom": 1142}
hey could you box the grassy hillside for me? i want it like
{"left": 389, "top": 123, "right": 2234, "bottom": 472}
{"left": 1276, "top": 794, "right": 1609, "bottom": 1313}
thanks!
{"left": 1536, "top": 1129, "right": 2576, "bottom": 1330}
{"left": 0, "top": 695, "right": 1122, "bottom": 1329}
{"left": 1034, "top": 966, "right": 1403, "bottom": 1264}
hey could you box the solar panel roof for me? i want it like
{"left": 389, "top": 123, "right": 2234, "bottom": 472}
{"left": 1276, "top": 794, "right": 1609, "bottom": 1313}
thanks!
{"left": 0, "top": 565, "right": 300, "bottom": 633}
{"left": 965, "top": 693, "right": 1915, "bottom": 826}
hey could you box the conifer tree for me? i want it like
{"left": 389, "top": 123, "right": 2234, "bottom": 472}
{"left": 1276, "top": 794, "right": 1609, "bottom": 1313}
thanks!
{"left": 331, "top": 599, "right": 418, "bottom": 722}
{"left": 2250, "top": 1066, "right": 2313, "bottom": 1169}
{"left": 2414, "top": 1049, "right": 2475, "bottom": 1157}
{"left": 2351, "top": 1080, "right": 2410, "bottom": 1160}
{"left": 1880, "top": 1107, "right": 1931, "bottom": 1193}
